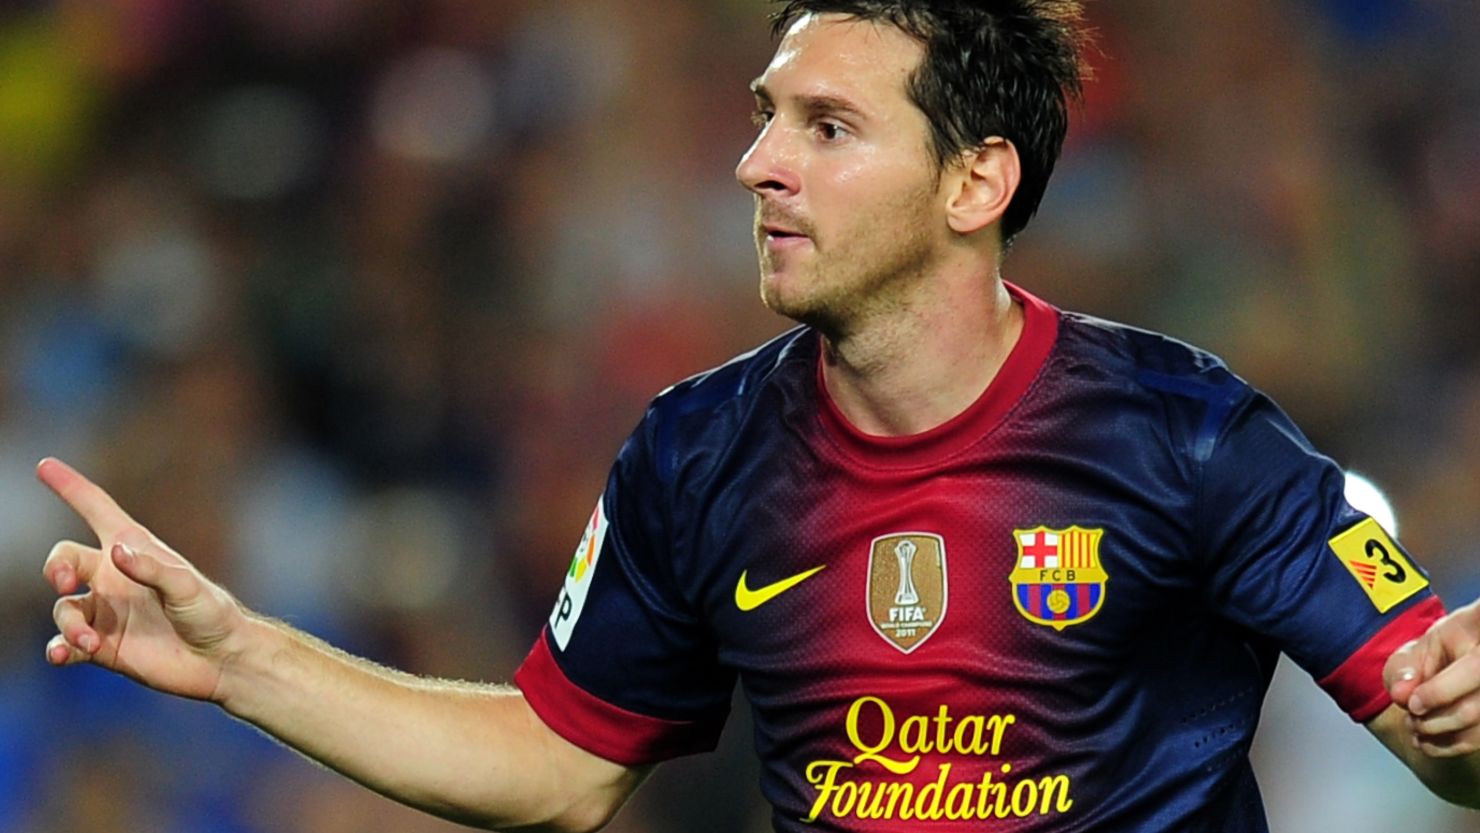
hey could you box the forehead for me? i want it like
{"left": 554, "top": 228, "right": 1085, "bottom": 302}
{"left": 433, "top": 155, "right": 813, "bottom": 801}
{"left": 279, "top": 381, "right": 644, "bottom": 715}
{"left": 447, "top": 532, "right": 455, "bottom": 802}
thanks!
{"left": 757, "top": 13, "right": 923, "bottom": 106}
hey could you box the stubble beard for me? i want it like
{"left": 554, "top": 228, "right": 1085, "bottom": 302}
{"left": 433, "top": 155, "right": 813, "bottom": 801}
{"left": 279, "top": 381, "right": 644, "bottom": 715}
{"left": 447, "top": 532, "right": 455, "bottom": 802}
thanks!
{"left": 757, "top": 192, "right": 937, "bottom": 341}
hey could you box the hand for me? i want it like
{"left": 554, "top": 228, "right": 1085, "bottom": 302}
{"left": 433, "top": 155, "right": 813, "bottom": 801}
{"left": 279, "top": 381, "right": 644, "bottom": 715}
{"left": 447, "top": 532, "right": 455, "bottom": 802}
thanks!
{"left": 1385, "top": 600, "right": 1480, "bottom": 757}
{"left": 39, "top": 457, "right": 250, "bottom": 703}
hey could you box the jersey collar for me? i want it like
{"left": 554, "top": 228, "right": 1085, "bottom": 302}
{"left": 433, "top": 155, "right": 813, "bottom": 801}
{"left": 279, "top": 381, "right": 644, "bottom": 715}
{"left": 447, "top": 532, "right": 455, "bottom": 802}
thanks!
{"left": 815, "top": 281, "right": 1059, "bottom": 468}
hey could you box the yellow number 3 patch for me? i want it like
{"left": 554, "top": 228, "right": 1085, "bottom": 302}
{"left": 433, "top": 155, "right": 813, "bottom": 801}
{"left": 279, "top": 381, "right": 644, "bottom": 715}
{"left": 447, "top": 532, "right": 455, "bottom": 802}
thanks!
{"left": 1328, "top": 517, "right": 1428, "bottom": 613}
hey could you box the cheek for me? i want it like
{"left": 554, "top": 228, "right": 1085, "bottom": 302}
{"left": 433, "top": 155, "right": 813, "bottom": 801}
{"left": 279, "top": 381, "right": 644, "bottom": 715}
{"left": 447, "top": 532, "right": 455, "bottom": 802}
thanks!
{"left": 828, "top": 146, "right": 901, "bottom": 195}
{"left": 814, "top": 157, "right": 911, "bottom": 219}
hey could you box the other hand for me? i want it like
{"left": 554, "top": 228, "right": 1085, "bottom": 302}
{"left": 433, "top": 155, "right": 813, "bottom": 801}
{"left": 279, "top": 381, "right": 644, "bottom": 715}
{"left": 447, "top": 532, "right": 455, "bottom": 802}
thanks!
{"left": 39, "top": 457, "right": 249, "bottom": 702}
{"left": 1385, "top": 599, "right": 1480, "bottom": 757}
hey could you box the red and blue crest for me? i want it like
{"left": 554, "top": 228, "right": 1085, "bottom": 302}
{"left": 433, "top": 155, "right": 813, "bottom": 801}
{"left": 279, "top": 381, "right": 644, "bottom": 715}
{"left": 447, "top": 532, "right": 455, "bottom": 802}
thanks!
{"left": 1009, "top": 526, "right": 1108, "bottom": 631}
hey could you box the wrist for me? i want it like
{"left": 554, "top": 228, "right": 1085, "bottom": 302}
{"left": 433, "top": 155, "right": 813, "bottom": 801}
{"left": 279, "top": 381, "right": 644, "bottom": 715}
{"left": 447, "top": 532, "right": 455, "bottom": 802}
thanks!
{"left": 213, "top": 612, "right": 294, "bottom": 715}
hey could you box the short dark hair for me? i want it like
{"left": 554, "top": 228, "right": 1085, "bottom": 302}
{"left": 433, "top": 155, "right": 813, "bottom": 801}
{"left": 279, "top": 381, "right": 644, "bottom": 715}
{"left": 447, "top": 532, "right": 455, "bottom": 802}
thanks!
{"left": 771, "top": 1, "right": 1090, "bottom": 244}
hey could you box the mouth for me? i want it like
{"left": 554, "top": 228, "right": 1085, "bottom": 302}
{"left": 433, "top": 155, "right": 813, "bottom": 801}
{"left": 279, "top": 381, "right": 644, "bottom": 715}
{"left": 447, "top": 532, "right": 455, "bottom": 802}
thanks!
{"left": 761, "top": 222, "right": 810, "bottom": 246}
{"left": 762, "top": 230, "right": 811, "bottom": 257}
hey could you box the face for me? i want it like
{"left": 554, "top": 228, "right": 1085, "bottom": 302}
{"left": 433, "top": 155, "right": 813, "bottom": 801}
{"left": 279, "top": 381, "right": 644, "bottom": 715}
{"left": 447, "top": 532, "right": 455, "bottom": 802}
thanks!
{"left": 736, "top": 14, "right": 949, "bottom": 335}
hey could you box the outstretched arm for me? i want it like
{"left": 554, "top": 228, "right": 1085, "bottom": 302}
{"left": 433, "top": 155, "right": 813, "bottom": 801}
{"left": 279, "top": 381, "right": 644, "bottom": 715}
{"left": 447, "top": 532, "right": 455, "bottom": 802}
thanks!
{"left": 1367, "top": 599, "right": 1480, "bottom": 808}
{"left": 39, "top": 457, "right": 644, "bottom": 833}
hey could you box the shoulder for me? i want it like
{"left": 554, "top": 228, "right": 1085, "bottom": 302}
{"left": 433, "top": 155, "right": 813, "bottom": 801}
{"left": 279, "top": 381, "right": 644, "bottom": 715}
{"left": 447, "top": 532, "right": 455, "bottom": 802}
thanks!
{"left": 652, "top": 326, "right": 815, "bottom": 419}
{"left": 1050, "top": 310, "right": 1260, "bottom": 462}
{"left": 1055, "top": 311, "right": 1235, "bottom": 389}
{"left": 625, "top": 327, "right": 817, "bottom": 483}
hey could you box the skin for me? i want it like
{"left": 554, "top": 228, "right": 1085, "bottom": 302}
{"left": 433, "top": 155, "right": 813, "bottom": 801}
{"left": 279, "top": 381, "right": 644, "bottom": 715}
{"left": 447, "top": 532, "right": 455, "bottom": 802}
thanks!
{"left": 736, "top": 13, "right": 1024, "bottom": 436}
{"left": 1371, "top": 606, "right": 1480, "bottom": 804}
{"left": 35, "top": 10, "right": 1480, "bottom": 832}
{"left": 38, "top": 457, "right": 645, "bottom": 833}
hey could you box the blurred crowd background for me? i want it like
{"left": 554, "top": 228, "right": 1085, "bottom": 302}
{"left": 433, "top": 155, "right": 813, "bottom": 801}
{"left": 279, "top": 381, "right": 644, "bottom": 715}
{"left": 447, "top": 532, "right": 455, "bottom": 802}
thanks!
{"left": 0, "top": 0, "right": 1477, "bottom": 831}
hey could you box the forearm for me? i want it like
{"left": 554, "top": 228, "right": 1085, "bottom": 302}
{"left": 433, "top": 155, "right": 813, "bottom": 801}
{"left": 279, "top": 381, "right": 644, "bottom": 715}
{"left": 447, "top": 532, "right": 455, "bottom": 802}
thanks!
{"left": 1369, "top": 704, "right": 1480, "bottom": 809}
{"left": 1400, "top": 747, "right": 1480, "bottom": 808}
{"left": 217, "top": 615, "right": 639, "bottom": 832}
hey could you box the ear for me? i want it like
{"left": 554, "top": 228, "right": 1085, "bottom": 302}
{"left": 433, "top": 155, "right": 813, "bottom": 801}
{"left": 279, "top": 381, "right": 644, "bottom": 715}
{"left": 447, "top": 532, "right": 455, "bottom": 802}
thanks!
{"left": 944, "top": 137, "right": 1021, "bottom": 236}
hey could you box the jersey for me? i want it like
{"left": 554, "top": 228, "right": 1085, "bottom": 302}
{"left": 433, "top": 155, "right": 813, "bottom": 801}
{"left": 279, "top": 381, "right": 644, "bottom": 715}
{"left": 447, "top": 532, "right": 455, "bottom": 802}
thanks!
{"left": 514, "top": 283, "right": 1444, "bottom": 832}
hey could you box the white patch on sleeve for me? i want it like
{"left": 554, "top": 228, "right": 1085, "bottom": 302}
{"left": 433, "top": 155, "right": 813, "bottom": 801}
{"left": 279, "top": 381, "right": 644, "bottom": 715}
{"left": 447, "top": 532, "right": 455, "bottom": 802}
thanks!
{"left": 549, "top": 498, "right": 610, "bottom": 651}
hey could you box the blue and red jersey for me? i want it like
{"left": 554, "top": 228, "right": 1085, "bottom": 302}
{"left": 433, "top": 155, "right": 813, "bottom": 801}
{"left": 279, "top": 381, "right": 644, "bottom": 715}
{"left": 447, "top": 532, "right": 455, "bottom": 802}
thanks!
{"left": 515, "top": 284, "right": 1443, "bottom": 832}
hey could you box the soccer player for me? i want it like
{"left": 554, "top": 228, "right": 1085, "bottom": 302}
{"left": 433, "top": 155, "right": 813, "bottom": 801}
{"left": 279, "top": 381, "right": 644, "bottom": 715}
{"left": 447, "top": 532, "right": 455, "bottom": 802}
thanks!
{"left": 37, "top": 1, "right": 1480, "bottom": 831}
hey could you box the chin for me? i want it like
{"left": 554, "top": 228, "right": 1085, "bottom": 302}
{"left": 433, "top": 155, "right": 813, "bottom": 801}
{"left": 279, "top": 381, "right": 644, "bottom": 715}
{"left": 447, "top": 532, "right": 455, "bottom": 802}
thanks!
{"left": 760, "top": 269, "right": 802, "bottom": 312}
{"left": 761, "top": 281, "right": 846, "bottom": 336}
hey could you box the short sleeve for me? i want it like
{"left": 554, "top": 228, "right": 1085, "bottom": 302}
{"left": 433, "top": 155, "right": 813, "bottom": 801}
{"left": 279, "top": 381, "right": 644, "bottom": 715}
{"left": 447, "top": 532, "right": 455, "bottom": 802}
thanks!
{"left": 1198, "top": 392, "right": 1444, "bottom": 723}
{"left": 514, "top": 406, "right": 734, "bottom": 765}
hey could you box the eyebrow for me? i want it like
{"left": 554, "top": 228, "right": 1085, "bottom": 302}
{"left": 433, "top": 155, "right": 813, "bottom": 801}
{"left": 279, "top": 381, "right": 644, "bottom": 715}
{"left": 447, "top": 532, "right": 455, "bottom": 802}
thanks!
{"left": 749, "top": 79, "right": 869, "bottom": 122}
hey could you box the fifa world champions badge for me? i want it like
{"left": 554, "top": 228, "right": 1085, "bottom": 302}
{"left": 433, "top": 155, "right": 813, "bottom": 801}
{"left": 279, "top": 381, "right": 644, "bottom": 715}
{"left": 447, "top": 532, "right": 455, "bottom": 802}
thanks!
{"left": 1010, "top": 526, "right": 1108, "bottom": 631}
{"left": 867, "top": 532, "right": 948, "bottom": 653}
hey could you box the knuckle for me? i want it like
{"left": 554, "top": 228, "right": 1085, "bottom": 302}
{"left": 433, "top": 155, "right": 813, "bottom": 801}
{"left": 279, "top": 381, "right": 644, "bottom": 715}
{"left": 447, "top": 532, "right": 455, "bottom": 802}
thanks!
{"left": 116, "top": 526, "right": 151, "bottom": 548}
{"left": 1419, "top": 739, "right": 1458, "bottom": 758}
{"left": 43, "top": 540, "right": 76, "bottom": 568}
{"left": 1431, "top": 740, "right": 1469, "bottom": 758}
{"left": 1384, "top": 650, "right": 1408, "bottom": 673}
{"left": 1412, "top": 713, "right": 1438, "bottom": 736}
{"left": 1457, "top": 699, "right": 1480, "bottom": 727}
{"left": 1421, "top": 713, "right": 1455, "bottom": 737}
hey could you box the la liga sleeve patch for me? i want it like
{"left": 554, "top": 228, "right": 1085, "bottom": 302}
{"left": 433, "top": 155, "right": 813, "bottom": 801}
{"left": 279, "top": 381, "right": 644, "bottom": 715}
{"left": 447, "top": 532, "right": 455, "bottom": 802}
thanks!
{"left": 1327, "top": 517, "right": 1427, "bottom": 613}
{"left": 549, "top": 498, "right": 610, "bottom": 650}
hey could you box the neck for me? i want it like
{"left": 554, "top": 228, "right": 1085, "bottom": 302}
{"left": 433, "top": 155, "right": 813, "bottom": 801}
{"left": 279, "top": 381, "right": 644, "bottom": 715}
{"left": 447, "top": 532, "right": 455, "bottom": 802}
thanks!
{"left": 820, "top": 264, "right": 1023, "bottom": 437}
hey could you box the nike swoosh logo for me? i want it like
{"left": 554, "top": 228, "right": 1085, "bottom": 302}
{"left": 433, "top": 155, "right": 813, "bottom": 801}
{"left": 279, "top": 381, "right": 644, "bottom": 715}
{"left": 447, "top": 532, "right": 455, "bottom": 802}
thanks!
{"left": 735, "top": 565, "right": 827, "bottom": 611}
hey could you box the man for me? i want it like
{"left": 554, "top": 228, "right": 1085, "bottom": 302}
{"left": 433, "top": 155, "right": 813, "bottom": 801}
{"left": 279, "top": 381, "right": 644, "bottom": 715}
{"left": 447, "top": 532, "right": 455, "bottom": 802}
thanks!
{"left": 38, "top": 2, "right": 1480, "bottom": 831}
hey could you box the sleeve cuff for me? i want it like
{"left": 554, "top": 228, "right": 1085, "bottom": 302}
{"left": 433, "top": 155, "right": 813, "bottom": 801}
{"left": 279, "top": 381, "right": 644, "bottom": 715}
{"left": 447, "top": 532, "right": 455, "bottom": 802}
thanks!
{"left": 1317, "top": 596, "right": 1446, "bottom": 723}
{"left": 513, "top": 630, "right": 726, "bottom": 766}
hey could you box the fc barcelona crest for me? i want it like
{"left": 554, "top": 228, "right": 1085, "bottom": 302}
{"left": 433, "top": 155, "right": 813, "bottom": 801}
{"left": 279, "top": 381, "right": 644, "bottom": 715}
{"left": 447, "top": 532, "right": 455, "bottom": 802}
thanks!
{"left": 1010, "top": 526, "right": 1108, "bottom": 631}
{"left": 867, "top": 532, "right": 947, "bottom": 653}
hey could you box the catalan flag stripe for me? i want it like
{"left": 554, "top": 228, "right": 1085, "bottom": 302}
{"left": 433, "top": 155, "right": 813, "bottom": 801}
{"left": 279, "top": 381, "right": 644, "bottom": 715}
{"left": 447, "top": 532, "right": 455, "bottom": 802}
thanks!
{"left": 1018, "top": 585, "right": 1037, "bottom": 617}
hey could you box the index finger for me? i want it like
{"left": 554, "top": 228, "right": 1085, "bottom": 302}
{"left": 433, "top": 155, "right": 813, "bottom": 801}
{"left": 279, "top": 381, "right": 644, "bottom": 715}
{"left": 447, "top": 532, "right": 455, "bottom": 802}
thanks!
{"left": 1410, "top": 650, "right": 1480, "bottom": 716}
{"left": 36, "top": 458, "right": 137, "bottom": 541}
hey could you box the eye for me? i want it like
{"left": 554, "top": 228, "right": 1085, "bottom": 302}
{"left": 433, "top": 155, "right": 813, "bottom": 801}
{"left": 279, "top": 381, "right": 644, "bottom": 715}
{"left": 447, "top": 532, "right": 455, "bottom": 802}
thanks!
{"left": 750, "top": 108, "right": 774, "bottom": 129}
{"left": 815, "top": 120, "right": 848, "bottom": 142}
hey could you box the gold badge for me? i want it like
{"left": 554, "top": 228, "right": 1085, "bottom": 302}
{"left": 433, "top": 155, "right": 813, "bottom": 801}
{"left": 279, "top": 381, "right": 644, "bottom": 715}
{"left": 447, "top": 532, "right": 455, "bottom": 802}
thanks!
{"left": 867, "top": 533, "right": 947, "bottom": 653}
{"left": 1009, "top": 526, "right": 1108, "bottom": 631}
{"left": 1328, "top": 517, "right": 1427, "bottom": 613}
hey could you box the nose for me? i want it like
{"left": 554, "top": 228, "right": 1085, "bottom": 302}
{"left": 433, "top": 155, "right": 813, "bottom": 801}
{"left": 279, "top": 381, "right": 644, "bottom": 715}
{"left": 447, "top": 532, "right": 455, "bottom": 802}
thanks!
{"left": 735, "top": 122, "right": 799, "bottom": 197}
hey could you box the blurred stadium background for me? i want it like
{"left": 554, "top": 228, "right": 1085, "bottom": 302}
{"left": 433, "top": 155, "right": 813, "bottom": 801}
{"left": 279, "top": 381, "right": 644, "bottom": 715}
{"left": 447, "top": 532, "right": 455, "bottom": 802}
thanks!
{"left": 0, "top": 0, "right": 1477, "bottom": 830}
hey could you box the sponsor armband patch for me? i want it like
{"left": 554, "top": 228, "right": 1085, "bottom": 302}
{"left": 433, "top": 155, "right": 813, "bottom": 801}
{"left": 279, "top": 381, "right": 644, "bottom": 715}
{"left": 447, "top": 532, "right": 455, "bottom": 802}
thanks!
{"left": 1328, "top": 517, "right": 1427, "bottom": 613}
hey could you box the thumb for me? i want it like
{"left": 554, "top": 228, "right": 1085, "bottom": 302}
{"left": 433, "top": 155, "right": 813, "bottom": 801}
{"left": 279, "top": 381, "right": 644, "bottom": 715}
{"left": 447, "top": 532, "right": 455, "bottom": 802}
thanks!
{"left": 112, "top": 543, "right": 199, "bottom": 606}
{"left": 1383, "top": 638, "right": 1426, "bottom": 710}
